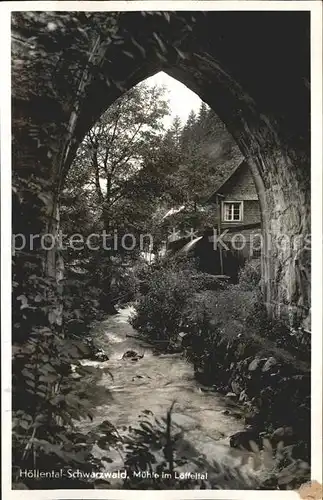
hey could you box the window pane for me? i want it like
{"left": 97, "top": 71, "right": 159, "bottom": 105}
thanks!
{"left": 223, "top": 202, "right": 242, "bottom": 221}
{"left": 233, "top": 203, "right": 241, "bottom": 220}
{"left": 233, "top": 204, "right": 240, "bottom": 220}
{"left": 224, "top": 204, "right": 231, "bottom": 220}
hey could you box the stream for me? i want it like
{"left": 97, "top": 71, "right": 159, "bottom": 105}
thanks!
{"left": 77, "top": 305, "right": 264, "bottom": 489}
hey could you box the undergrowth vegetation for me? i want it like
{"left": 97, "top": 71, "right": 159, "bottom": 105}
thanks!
{"left": 12, "top": 245, "right": 310, "bottom": 490}
{"left": 12, "top": 399, "right": 310, "bottom": 490}
{"left": 130, "top": 257, "right": 227, "bottom": 349}
{"left": 132, "top": 258, "right": 311, "bottom": 483}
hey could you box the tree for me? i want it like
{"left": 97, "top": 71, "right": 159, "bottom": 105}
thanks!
{"left": 197, "top": 102, "right": 209, "bottom": 132}
{"left": 65, "top": 83, "right": 169, "bottom": 229}
{"left": 159, "top": 104, "right": 243, "bottom": 232}
{"left": 60, "top": 82, "right": 172, "bottom": 310}
{"left": 181, "top": 109, "right": 197, "bottom": 149}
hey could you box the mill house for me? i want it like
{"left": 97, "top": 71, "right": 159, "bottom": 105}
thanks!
{"left": 208, "top": 159, "right": 262, "bottom": 260}
{"left": 166, "top": 159, "right": 262, "bottom": 279}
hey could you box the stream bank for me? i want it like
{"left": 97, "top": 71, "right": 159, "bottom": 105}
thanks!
{"left": 77, "top": 306, "right": 268, "bottom": 489}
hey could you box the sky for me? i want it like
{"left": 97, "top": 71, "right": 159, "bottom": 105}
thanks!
{"left": 144, "top": 71, "right": 203, "bottom": 129}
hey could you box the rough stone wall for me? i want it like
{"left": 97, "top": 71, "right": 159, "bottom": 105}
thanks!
{"left": 11, "top": 11, "right": 311, "bottom": 329}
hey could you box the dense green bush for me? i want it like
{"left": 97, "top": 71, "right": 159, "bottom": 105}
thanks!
{"left": 122, "top": 406, "right": 310, "bottom": 490}
{"left": 238, "top": 259, "right": 262, "bottom": 291}
{"left": 130, "top": 256, "right": 227, "bottom": 348}
{"left": 110, "top": 266, "right": 141, "bottom": 306}
{"left": 63, "top": 271, "right": 104, "bottom": 338}
{"left": 131, "top": 259, "right": 310, "bottom": 471}
{"left": 181, "top": 273, "right": 310, "bottom": 465}
{"left": 130, "top": 261, "right": 196, "bottom": 347}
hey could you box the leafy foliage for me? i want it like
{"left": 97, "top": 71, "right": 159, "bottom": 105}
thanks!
{"left": 129, "top": 257, "right": 226, "bottom": 348}
{"left": 118, "top": 406, "right": 310, "bottom": 490}
{"left": 122, "top": 406, "right": 196, "bottom": 489}
{"left": 64, "top": 82, "right": 169, "bottom": 231}
{"left": 130, "top": 261, "right": 196, "bottom": 348}
{"left": 159, "top": 102, "right": 242, "bottom": 233}
{"left": 132, "top": 258, "right": 311, "bottom": 480}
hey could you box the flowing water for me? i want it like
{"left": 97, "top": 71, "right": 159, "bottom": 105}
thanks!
{"left": 78, "top": 306, "right": 264, "bottom": 488}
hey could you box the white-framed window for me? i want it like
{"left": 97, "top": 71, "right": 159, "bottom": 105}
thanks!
{"left": 222, "top": 201, "right": 243, "bottom": 222}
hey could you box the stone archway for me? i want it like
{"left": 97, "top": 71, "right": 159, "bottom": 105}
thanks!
{"left": 12, "top": 10, "right": 311, "bottom": 327}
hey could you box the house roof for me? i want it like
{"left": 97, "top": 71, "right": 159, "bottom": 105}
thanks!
{"left": 213, "top": 160, "right": 247, "bottom": 194}
{"left": 205, "top": 160, "right": 257, "bottom": 203}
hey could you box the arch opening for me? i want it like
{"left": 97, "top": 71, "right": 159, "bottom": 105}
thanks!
{"left": 63, "top": 71, "right": 246, "bottom": 277}
{"left": 12, "top": 10, "right": 311, "bottom": 326}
